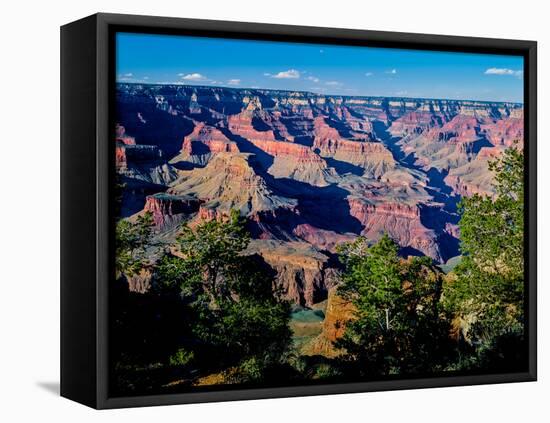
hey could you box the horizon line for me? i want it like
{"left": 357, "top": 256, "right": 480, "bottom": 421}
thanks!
{"left": 115, "top": 81, "right": 524, "bottom": 105}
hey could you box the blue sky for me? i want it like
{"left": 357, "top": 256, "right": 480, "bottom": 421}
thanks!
{"left": 116, "top": 32, "right": 524, "bottom": 103}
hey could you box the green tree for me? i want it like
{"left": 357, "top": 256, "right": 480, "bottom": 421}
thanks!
{"left": 444, "top": 146, "right": 525, "bottom": 370}
{"left": 156, "top": 210, "right": 292, "bottom": 382}
{"left": 115, "top": 212, "right": 155, "bottom": 277}
{"left": 335, "top": 234, "right": 450, "bottom": 375}
{"left": 174, "top": 209, "right": 250, "bottom": 301}
{"left": 111, "top": 212, "right": 191, "bottom": 395}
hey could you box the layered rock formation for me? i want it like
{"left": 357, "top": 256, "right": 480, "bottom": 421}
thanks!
{"left": 169, "top": 152, "right": 298, "bottom": 218}
{"left": 227, "top": 111, "right": 279, "bottom": 142}
{"left": 115, "top": 83, "right": 523, "bottom": 305}
{"left": 115, "top": 124, "right": 136, "bottom": 169}
{"left": 444, "top": 146, "right": 507, "bottom": 197}
{"left": 312, "top": 117, "right": 396, "bottom": 178}
{"left": 249, "top": 139, "right": 336, "bottom": 187}
{"left": 175, "top": 122, "right": 239, "bottom": 166}
{"left": 248, "top": 240, "right": 339, "bottom": 306}
{"left": 225, "top": 111, "right": 337, "bottom": 186}
{"left": 144, "top": 193, "right": 201, "bottom": 229}
{"left": 348, "top": 198, "right": 441, "bottom": 262}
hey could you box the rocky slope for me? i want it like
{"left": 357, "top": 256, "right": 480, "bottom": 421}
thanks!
{"left": 115, "top": 83, "right": 523, "bottom": 305}
{"left": 301, "top": 287, "right": 356, "bottom": 357}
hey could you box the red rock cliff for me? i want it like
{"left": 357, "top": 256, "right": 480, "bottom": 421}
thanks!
{"left": 181, "top": 122, "right": 238, "bottom": 154}
{"left": 348, "top": 198, "right": 442, "bottom": 262}
{"left": 144, "top": 193, "right": 201, "bottom": 229}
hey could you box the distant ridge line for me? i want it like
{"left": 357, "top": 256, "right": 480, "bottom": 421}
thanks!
{"left": 116, "top": 82, "right": 524, "bottom": 106}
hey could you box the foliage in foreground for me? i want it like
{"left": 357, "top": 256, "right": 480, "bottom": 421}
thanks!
{"left": 334, "top": 147, "right": 526, "bottom": 375}
{"left": 335, "top": 234, "right": 453, "bottom": 376}
{"left": 112, "top": 210, "right": 292, "bottom": 392}
{"left": 443, "top": 146, "right": 525, "bottom": 370}
{"left": 115, "top": 212, "right": 154, "bottom": 278}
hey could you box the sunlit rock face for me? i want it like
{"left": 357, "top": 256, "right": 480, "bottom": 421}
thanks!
{"left": 115, "top": 83, "right": 523, "bottom": 304}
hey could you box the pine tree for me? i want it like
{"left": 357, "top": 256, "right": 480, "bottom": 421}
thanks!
{"left": 336, "top": 235, "right": 449, "bottom": 375}
{"left": 115, "top": 211, "right": 155, "bottom": 277}
{"left": 156, "top": 210, "right": 292, "bottom": 382}
{"left": 444, "top": 146, "right": 525, "bottom": 370}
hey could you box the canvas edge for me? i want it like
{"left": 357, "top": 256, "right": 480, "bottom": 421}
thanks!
{"left": 60, "top": 14, "right": 99, "bottom": 409}
{"left": 526, "top": 42, "right": 537, "bottom": 381}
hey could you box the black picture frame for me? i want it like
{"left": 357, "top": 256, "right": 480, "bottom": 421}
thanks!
{"left": 61, "top": 12, "right": 537, "bottom": 409}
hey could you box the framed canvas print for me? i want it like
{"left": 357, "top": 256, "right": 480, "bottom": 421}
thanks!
{"left": 60, "top": 13, "right": 537, "bottom": 409}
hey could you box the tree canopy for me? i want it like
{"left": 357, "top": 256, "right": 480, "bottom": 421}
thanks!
{"left": 155, "top": 210, "right": 292, "bottom": 383}
{"left": 335, "top": 234, "right": 451, "bottom": 376}
{"left": 443, "top": 147, "right": 525, "bottom": 370}
{"left": 115, "top": 211, "right": 154, "bottom": 277}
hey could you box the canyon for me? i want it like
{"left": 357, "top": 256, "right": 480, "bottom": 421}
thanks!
{"left": 116, "top": 83, "right": 523, "bottom": 307}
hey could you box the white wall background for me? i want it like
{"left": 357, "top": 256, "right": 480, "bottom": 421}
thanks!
{"left": 0, "top": 0, "right": 546, "bottom": 420}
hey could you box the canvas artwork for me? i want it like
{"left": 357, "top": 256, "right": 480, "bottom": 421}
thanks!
{"left": 112, "top": 32, "right": 526, "bottom": 396}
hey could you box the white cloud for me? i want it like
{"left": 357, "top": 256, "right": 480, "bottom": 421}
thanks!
{"left": 385, "top": 69, "right": 397, "bottom": 75}
{"left": 307, "top": 76, "right": 320, "bottom": 83}
{"left": 157, "top": 81, "right": 186, "bottom": 85}
{"left": 117, "top": 73, "right": 150, "bottom": 83}
{"left": 325, "top": 81, "right": 342, "bottom": 86}
{"left": 227, "top": 79, "right": 241, "bottom": 85}
{"left": 484, "top": 68, "right": 523, "bottom": 77}
{"left": 117, "top": 73, "right": 135, "bottom": 81}
{"left": 271, "top": 69, "right": 301, "bottom": 79}
{"left": 180, "top": 73, "right": 207, "bottom": 81}
{"left": 365, "top": 72, "right": 374, "bottom": 77}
